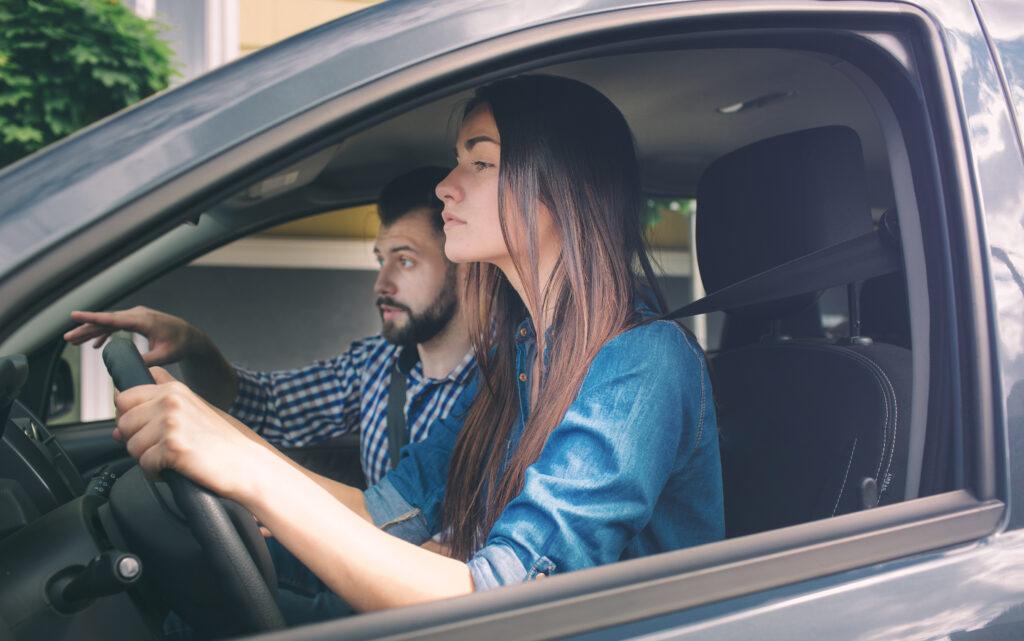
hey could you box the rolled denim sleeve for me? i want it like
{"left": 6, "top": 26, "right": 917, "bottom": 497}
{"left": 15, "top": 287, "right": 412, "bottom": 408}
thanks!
{"left": 363, "top": 375, "right": 479, "bottom": 544}
{"left": 470, "top": 321, "right": 708, "bottom": 588}
{"left": 363, "top": 476, "right": 434, "bottom": 543}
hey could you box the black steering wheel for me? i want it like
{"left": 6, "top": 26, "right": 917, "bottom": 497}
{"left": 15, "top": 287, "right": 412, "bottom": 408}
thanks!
{"left": 102, "top": 338, "right": 285, "bottom": 634}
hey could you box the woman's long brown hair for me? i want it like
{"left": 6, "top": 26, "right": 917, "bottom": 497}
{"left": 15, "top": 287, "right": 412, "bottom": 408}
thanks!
{"left": 441, "top": 75, "right": 667, "bottom": 561}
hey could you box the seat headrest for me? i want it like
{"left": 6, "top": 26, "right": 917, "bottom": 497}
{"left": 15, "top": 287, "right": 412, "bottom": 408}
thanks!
{"left": 696, "top": 126, "right": 874, "bottom": 317}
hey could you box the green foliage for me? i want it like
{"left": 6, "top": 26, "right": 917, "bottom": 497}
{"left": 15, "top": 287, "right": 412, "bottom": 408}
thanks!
{"left": 643, "top": 197, "right": 695, "bottom": 228}
{"left": 0, "top": 0, "right": 176, "bottom": 168}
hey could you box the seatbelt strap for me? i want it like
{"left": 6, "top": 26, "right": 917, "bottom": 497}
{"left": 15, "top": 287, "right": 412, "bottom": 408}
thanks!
{"left": 664, "top": 229, "right": 901, "bottom": 320}
{"left": 386, "top": 346, "right": 420, "bottom": 469}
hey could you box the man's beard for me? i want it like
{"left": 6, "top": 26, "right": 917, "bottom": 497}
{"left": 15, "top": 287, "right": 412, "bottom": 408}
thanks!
{"left": 378, "top": 270, "right": 458, "bottom": 347}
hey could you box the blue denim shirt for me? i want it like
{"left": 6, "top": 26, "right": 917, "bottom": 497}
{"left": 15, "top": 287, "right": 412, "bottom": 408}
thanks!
{"left": 364, "top": 316, "right": 724, "bottom": 590}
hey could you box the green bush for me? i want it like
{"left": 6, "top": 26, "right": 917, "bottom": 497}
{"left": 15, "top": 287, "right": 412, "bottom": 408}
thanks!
{"left": 0, "top": 0, "right": 175, "bottom": 168}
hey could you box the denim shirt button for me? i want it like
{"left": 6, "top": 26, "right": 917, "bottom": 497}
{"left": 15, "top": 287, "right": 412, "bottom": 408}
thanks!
{"left": 518, "top": 372, "right": 528, "bottom": 382}
{"left": 528, "top": 556, "right": 556, "bottom": 579}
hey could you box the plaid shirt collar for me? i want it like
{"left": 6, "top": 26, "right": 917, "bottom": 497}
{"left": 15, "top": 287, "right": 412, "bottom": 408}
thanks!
{"left": 404, "top": 345, "right": 477, "bottom": 387}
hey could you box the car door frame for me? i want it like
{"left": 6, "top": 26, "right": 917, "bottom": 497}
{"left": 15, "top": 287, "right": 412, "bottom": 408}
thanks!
{"left": 3, "top": 2, "right": 1007, "bottom": 640}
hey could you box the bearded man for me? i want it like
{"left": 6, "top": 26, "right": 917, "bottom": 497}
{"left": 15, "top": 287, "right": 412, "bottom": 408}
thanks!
{"left": 65, "top": 167, "right": 474, "bottom": 486}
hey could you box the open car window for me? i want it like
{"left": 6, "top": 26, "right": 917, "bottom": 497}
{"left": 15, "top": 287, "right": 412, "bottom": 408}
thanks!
{"left": 0, "top": 4, "right": 1005, "bottom": 640}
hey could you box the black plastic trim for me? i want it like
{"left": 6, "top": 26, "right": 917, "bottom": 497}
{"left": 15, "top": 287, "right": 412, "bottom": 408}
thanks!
{"left": 911, "top": 4, "right": 1000, "bottom": 503}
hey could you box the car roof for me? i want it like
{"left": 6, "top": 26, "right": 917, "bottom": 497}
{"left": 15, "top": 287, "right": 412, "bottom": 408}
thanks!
{"left": 0, "top": 0, "right": 653, "bottom": 276}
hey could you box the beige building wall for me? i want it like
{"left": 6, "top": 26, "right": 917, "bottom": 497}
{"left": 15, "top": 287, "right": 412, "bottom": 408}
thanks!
{"left": 239, "top": 0, "right": 383, "bottom": 56}
{"left": 237, "top": 0, "right": 385, "bottom": 239}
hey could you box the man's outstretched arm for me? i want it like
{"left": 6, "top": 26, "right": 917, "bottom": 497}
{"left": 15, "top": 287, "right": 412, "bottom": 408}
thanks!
{"left": 65, "top": 306, "right": 238, "bottom": 410}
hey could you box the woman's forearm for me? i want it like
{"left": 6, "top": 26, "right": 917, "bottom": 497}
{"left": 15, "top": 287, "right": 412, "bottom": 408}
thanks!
{"left": 213, "top": 406, "right": 371, "bottom": 521}
{"left": 113, "top": 371, "right": 465, "bottom": 609}
{"left": 244, "top": 452, "right": 474, "bottom": 611}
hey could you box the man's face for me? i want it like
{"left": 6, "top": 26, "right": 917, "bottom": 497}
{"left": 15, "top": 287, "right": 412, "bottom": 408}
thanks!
{"left": 373, "top": 208, "right": 458, "bottom": 346}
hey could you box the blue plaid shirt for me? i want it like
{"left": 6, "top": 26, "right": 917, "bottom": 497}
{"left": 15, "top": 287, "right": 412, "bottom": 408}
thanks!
{"left": 228, "top": 335, "right": 476, "bottom": 485}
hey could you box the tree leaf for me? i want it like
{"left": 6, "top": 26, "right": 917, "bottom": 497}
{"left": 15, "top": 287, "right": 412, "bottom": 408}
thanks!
{"left": 1, "top": 0, "right": 176, "bottom": 169}
{"left": 2, "top": 124, "right": 45, "bottom": 145}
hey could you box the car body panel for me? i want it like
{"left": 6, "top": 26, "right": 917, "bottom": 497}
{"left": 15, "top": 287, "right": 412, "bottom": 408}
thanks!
{"left": 1, "top": 0, "right": 1024, "bottom": 639}
{"left": 571, "top": 1, "right": 1024, "bottom": 638}
{"left": 971, "top": 0, "right": 1024, "bottom": 536}
{"left": 975, "top": 0, "right": 1024, "bottom": 146}
{"left": 568, "top": 528, "right": 1024, "bottom": 640}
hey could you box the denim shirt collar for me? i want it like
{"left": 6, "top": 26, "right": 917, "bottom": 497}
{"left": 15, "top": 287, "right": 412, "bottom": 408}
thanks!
{"left": 512, "top": 291, "right": 659, "bottom": 375}
{"left": 513, "top": 318, "right": 553, "bottom": 373}
{"left": 407, "top": 348, "right": 477, "bottom": 386}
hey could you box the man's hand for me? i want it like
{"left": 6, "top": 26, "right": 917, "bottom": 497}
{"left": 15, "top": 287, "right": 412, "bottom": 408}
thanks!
{"left": 64, "top": 306, "right": 202, "bottom": 366}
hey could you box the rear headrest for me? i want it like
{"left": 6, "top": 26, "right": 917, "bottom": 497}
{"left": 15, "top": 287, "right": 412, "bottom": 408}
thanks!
{"left": 860, "top": 271, "right": 911, "bottom": 348}
{"left": 696, "top": 126, "right": 874, "bottom": 316}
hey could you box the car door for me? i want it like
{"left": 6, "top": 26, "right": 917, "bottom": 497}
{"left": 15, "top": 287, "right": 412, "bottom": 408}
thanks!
{"left": 238, "top": 3, "right": 1020, "bottom": 639}
{"left": 1, "top": 1, "right": 1021, "bottom": 640}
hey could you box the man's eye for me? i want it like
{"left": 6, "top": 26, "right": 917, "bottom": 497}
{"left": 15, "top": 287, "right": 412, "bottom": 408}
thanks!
{"left": 472, "top": 161, "right": 493, "bottom": 171}
{"left": 400, "top": 258, "right": 415, "bottom": 268}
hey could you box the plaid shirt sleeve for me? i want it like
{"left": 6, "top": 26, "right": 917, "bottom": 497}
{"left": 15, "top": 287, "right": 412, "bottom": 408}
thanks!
{"left": 227, "top": 338, "right": 373, "bottom": 447}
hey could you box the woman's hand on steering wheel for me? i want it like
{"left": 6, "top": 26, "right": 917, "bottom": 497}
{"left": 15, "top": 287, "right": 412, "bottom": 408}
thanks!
{"left": 113, "top": 367, "right": 270, "bottom": 503}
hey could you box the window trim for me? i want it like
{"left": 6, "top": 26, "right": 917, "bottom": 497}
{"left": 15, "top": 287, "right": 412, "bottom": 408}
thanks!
{"left": 282, "top": 492, "right": 1001, "bottom": 641}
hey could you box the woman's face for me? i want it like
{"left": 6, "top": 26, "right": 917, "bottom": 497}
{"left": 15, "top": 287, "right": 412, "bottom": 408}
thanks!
{"left": 436, "top": 104, "right": 505, "bottom": 265}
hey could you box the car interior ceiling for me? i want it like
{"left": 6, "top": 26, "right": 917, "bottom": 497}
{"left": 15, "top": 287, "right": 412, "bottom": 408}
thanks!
{"left": 251, "top": 47, "right": 895, "bottom": 210}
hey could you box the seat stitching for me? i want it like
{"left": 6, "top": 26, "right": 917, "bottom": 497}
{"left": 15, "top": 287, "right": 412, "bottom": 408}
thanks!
{"left": 878, "top": 372, "right": 898, "bottom": 499}
{"left": 833, "top": 436, "right": 858, "bottom": 516}
{"left": 778, "top": 344, "right": 894, "bottom": 489}
{"left": 834, "top": 347, "right": 899, "bottom": 500}
{"left": 723, "top": 342, "right": 899, "bottom": 504}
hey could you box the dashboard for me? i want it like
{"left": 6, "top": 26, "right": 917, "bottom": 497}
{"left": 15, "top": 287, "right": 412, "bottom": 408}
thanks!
{"left": 0, "top": 360, "right": 155, "bottom": 641}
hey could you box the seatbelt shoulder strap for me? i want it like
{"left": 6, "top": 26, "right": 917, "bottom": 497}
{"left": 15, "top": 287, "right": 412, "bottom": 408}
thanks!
{"left": 664, "top": 229, "right": 901, "bottom": 320}
{"left": 386, "top": 346, "right": 419, "bottom": 469}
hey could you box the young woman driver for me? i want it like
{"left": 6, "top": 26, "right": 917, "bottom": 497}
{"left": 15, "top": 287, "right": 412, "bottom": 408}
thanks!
{"left": 114, "top": 75, "right": 724, "bottom": 616}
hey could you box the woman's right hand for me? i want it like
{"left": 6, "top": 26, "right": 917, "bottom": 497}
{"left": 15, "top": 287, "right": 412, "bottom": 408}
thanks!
{"left": 114, "top": 366, "right": 272, "bottom": 502}
{"left": 64, "top": 306, "right": 203, "bottom": 366}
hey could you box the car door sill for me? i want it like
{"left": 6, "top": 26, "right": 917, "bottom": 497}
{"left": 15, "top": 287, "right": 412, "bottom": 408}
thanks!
{"left": 256, "top": 490, "right": 1001, "bottom": 641}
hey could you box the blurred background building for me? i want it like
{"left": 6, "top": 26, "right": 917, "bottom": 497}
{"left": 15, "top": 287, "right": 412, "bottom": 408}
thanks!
{"left": 124, "top": 1, "right": 382, "bottom": 82}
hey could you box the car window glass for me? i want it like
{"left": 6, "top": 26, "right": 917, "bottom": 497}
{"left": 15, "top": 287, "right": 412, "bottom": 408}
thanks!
{"left": 47, "top": 205, "right": 382, "bottom": 427}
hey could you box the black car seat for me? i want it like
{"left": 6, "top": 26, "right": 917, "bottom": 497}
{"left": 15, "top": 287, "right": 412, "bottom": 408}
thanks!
{"left": 693, "top": 126, "right": 913, "bottom": 538}
{"left": 860, "top": 268, "right": 912, "bottom": 350}
{"left": 716, "top": 300, "right": 825, "bottom": 352}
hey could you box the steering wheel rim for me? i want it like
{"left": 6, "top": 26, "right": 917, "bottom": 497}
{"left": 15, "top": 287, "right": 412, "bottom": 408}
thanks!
{"left": 102, "top": 338, "right": 286, "bottom": 633}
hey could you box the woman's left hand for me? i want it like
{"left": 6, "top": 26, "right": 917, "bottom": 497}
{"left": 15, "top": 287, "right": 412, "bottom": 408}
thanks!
{"left": 113, "top": 367, "right": 270, "bottom": 502}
